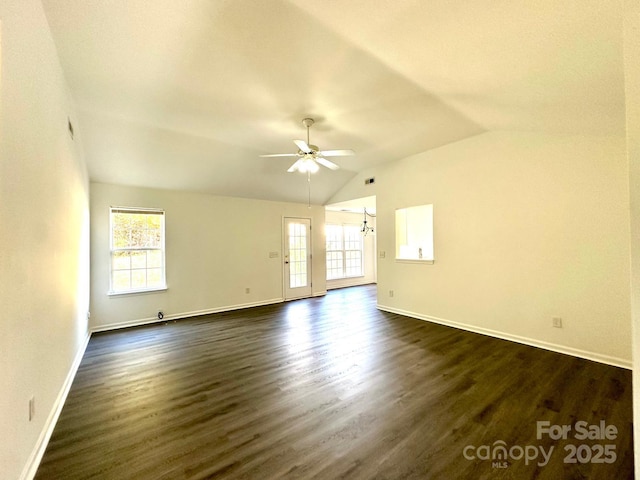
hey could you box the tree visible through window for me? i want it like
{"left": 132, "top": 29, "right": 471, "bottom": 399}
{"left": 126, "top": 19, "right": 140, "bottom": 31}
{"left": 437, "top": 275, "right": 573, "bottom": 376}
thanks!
{"left": 326, "top": 224, "right": 363, "bottom": 280}
{"left": 110, "top": 207, "right": 166, "bottom": 293}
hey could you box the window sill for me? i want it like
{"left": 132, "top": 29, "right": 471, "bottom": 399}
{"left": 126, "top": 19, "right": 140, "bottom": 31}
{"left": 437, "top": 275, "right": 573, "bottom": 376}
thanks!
{"left": 395, "top": 258, "right": 435, "bottom": 265}
{"left": 108, "top": 287, "right": 168, "bottom": 297}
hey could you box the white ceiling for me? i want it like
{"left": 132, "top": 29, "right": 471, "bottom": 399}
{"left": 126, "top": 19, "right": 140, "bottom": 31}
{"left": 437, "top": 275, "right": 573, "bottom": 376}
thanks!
{"left": 41, "top": 0, "right": 626, "bottom": 205}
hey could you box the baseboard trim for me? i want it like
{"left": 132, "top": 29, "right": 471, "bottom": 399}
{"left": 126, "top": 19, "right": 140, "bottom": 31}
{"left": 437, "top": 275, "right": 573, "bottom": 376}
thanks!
{"left": 91, "top": 298, "right": 285, "bottom": 333}
{"left": 327, "top": 280, "right": 376, "bottom": 290}
{"left": 20, "top": 331, "right": 91, "bottom": 480}
{"left": 377, "top": 304, "right": 632, "bottom": 370}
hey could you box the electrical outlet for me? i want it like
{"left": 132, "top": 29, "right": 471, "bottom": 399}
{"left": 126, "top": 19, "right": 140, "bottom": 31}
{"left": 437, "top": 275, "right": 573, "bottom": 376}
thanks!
{"left": 379, "top": 251, "right": 386, "bottom": 259}
{"left": 389, "top": 290, "right": 394, "bottom": 298}
{"left": 552, "top": 317, "right": 563, "bottom": 328}
{"left": 29, "top": 396, "right": 35, "bottom": 421}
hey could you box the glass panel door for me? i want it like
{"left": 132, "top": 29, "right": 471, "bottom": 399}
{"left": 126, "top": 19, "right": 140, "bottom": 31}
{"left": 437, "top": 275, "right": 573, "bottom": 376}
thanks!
{"left": 284, "top": 218, "right": 312, "bottom": 300}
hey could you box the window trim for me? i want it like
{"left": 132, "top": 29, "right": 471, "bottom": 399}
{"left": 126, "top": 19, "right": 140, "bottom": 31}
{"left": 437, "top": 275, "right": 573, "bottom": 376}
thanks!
{"left": 395, "top": 204, "right": 434, "bottom": 264}
{"left": 109, "top": 206, "right": 167, "bottom": 295}
{"left": 395, "top": 258, "right": 435, "bottom": 265}
{"left": 108, "top": 286, "right": 168, "bottom": 297}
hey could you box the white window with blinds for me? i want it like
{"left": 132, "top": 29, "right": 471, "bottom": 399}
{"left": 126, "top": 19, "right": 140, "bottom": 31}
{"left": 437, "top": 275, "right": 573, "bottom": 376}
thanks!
{"left": 326, "top": 224, "right": 363, "bottom": 280}
{"left": 110, "top": 207, "right": 166, "bottom": 294}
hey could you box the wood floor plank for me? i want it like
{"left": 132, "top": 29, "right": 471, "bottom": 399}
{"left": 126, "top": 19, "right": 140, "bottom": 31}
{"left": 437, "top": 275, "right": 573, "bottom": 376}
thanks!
{"left": 36, "top": 285, "right": 634, "bottom": 479}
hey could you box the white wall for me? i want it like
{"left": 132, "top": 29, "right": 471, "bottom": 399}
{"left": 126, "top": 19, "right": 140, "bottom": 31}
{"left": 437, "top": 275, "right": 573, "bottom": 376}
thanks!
{"left": 0, "top": 1, "right": 91, "bottom": 478}
{"left": 325, "top": 210, "right": 376, "bottom": 289}
{"left": 623, "top": 1, "right": 640, "bottom": 476}
{"left": 330, "top": 131, "right": 631, "bottom": 367}
{"left": 90, "top": 183, "right": 326, "bottom": 330}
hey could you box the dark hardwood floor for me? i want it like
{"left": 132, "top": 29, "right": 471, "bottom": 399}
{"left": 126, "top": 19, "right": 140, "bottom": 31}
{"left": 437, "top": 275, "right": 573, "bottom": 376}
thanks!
{"left": 36, "top": 285, "right": 634, "bottom": 479}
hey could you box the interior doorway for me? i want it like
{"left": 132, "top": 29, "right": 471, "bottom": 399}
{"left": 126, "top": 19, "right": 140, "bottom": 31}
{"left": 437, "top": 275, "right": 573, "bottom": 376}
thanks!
{"left": 324, "top": 195, "right": 377, "bottom": 290}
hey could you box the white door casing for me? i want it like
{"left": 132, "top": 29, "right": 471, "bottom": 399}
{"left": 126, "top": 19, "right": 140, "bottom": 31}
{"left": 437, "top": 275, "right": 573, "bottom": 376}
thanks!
{"left": 284, "top": 217, "right": 312, "bottom": 300}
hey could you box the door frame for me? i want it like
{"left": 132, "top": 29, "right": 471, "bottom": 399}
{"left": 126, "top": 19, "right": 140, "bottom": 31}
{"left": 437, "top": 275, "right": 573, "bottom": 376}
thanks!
{"left": 282, "top": 217, "right": 313, "bottom": 301}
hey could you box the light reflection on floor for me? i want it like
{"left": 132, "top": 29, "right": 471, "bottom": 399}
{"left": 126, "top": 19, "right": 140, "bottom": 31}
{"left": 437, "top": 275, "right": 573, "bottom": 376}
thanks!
{"left": 283, "top": 295, "right": 374, "bottom": 390}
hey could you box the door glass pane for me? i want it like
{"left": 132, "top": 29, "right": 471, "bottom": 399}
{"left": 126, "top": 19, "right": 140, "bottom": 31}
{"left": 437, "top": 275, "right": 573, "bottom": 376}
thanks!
{"left": 289, "top": 222, "right": 308, "bottom": 288}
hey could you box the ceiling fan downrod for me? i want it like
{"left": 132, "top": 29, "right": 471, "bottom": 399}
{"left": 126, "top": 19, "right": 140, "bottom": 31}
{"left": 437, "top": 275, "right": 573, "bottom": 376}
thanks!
{"left": 302, "top": 118, "right": 314, "bottom": 152}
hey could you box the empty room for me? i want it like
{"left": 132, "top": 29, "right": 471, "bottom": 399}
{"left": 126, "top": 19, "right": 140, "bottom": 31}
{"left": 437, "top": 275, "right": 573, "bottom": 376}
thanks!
{"left": 1, "top": 1, "right": 639, "bottom": 479}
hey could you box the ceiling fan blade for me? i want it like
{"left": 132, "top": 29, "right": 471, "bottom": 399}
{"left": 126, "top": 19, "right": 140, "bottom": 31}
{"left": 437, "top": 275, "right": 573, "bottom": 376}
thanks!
{"left": 259, "top": 153, "right": 299, "bottom": 157}
{"left": 287, "top": 159, "right": 303, "bottom": 173}
{"left": 317, "top": 149, "right": 355, "bottom": 157}
{"left": 316, "top": 157, "right": 340, "bottom": 170}
{"left": 294, "top": 139, "right": 312, "bottom": 153}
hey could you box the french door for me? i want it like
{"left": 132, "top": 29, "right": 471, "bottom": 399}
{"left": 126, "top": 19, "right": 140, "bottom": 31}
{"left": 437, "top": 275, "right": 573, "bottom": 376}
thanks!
{"left": 284, "top": 218, "right": 312, "bottom": 300}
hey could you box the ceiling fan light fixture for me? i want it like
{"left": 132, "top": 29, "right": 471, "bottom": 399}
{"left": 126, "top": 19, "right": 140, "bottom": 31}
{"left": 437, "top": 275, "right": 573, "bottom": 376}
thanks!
{"left": 297, "top": 157, "right": 319, "bottom": 174}
{"left": 260, "top": 117, "right": 355, "bottom": 174}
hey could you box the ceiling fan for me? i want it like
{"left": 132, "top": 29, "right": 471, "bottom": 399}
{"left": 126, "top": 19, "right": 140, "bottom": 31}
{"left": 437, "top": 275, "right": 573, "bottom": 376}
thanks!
{"left": 260, "top": 118, "right": 355, "bottom": 173}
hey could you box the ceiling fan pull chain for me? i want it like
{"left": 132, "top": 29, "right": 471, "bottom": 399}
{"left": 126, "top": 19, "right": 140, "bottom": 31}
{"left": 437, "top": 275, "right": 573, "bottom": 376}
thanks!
{"left": 307, "top": 171, "right": 312, "bottom": 208}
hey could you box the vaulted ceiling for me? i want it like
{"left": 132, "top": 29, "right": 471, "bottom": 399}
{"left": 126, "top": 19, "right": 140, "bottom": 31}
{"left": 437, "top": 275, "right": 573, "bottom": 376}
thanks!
{"left": 41, "top": 0, "right": 626, "bottom": 205}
